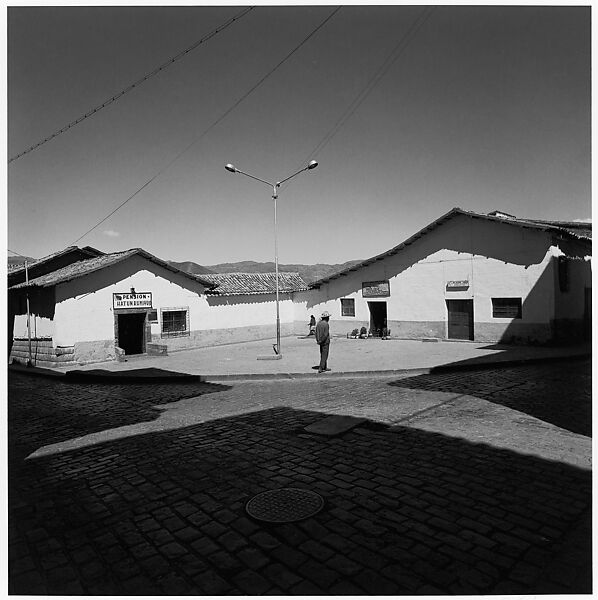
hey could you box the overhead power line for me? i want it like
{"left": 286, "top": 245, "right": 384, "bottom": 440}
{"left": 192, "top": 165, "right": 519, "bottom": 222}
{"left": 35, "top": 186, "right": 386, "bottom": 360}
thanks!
{"left": 69, "top": 6, "right": 342, "bottom": 246}
{"left": 8, "top": 249, "right": 28, "bottom": 258}
{"left": 291, "top": 6, "right": 435, "bottom": 176}
{"left": 8, "top": 6, "right": 254, "bottom": 164}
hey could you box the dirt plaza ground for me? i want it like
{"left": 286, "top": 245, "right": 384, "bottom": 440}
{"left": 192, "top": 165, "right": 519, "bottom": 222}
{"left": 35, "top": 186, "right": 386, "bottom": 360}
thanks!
{"left": 49, "top": 334, "right": 591, "bottom": 379}
{"left": 8, "top": 343, "right": 591, "bottom": 595}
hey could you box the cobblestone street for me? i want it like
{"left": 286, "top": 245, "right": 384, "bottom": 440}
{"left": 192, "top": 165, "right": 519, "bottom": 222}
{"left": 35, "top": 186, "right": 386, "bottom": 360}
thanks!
{"left": 9, "top": 358, "right": 591, "bottom": 595}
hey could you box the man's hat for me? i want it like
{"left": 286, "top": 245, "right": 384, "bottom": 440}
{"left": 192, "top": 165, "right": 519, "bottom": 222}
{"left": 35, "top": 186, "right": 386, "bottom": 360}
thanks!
{"left": 321, "top": 311, "right": 330, "bottom": 318}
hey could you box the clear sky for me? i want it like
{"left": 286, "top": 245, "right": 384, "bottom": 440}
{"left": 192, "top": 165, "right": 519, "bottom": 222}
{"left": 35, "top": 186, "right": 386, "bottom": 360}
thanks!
{"left": 7, "top": 4, "right": 591, "bottom": 266}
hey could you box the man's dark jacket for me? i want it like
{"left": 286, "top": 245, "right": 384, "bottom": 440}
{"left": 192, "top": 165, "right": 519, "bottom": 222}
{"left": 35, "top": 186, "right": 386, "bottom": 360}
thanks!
{"left": 315, "top": 319, "right": 330, "bottom": 345}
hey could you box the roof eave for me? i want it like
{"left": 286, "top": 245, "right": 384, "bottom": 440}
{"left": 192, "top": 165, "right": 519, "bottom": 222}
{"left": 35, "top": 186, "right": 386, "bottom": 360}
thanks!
{"left": 310, "top": 207, "right": 463, "bottom": 287}
{"left": 309, "top": 208, "right": 592, "bottom": 288}
{"left": 10, "top": 248, "right": 214, "bottom": 290}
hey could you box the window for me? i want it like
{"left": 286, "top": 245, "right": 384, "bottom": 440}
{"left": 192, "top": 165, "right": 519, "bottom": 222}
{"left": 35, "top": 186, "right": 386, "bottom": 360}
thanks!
{"left": 492, "top": 298, "right": 522, "bottom": 319}
{"left": 341, "top": 298, "right": 355, "bottom": 317}
{"left": 161, "top": 308, "right": 189, "bottom": 338}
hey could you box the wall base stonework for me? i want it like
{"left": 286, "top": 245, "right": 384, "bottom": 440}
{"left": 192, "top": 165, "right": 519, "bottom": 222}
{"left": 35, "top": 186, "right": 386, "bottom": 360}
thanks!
{"left": 298, "top": 320, "right": 448, "bottom": 340}
{"left": 332, "top": 321, "right": 371, "bottom": 337}
{"left": 10, "top": 338, "right": 76, "bottom": 368}
{"left": 74, "top": 340, "right": 117, "bottom": 364}
{"left": 473, "top": 322, "right": 554, "bottom": 345}
{"left": 153, "top": 324, "right": 292, "bottom": 351}
{"left": 36, "top": 324, "right": 295, "bottom": 365}
{"left": 390, "top": 321, "right": 446, "bottom": 340}
{"left": 551, "top": 319, "right": 589, "bottom": 345}
{"left": 13, "top": 315, "right": 581, "bottom": 367}
{"left": 309, "top": 319, "right": 569, "bottom": 345}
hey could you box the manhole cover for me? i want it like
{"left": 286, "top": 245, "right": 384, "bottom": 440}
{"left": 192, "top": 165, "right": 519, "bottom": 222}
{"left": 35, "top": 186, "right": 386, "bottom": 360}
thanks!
{"left": 246, "top": 488, "right": 324, "bottom": 523}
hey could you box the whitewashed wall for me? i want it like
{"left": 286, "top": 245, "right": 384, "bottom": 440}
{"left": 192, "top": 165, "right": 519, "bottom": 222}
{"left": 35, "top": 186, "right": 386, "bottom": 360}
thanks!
{"left": 295, "top": 214, "right": 567, "bottom": 343}
{"left": 53, "top": 256, "right": 206, "bottom": 346}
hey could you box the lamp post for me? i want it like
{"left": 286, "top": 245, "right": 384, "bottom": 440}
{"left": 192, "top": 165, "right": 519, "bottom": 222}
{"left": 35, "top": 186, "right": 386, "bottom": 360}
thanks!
{"left": 224, "top": 160, "right": 319, "bottom": 358}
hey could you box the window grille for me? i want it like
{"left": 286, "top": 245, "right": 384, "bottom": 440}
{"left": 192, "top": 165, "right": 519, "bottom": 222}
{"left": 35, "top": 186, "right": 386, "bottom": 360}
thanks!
{"left": 341, "top": 298, "right": 355, "bottom": 317}
{"left": 492, "top": 298, "right": 522, "bottom": 319}
{"left": 161, "top": 308, "right": 189, "bottom": 338}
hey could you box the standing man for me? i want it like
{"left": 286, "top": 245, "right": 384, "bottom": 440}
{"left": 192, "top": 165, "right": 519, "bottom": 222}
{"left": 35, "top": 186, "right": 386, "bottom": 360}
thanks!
{"left": 315, "top": 311, "right": 331, "bottom": 373}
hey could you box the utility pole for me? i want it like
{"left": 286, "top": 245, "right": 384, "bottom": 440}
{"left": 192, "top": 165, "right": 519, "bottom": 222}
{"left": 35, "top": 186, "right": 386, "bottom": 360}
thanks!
{"left": 25, "top": 259, "right": 32, "bottom": 366}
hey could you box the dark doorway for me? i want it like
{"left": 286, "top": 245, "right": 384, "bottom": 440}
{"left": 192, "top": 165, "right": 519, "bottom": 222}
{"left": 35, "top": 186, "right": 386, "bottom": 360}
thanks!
{"left": 117, "top": 313, "right": 146, "bottom": 355}
{"left": 446, "top": 299, "right": 474, "bottom": 340}
{"left": 368, "top": 301, "right": 387, "bottom": 337}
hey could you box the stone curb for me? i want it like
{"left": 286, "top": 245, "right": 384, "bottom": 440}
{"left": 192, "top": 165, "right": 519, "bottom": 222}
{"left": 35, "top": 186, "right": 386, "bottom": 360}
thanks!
{"left": 8, "top": 351, "right": 589, "bottom": 383}
{"left": 203, "top": 351, "right": 590, "bottom": 382}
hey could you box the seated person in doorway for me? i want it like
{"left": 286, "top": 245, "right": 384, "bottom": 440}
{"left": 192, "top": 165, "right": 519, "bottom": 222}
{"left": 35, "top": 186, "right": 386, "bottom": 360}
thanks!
{"left": 381, "top": 319, "right": 389, "bottom": 340}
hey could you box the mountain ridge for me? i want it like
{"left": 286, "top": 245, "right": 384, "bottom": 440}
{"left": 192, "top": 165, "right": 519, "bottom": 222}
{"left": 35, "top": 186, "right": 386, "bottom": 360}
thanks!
{"left": 168, "top": 259, "right": 363, "bottom": 284}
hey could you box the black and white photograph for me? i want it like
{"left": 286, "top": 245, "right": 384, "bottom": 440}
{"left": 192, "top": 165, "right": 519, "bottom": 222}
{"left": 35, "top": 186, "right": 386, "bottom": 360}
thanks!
{"left": 7, "top": 3, "right": 592, "bottom": 596}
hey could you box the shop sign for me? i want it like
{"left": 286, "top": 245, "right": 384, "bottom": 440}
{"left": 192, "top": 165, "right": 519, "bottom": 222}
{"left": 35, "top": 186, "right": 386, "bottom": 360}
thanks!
{"left": 362, "top": 280, "right": 390, "bottom": 298}
{"left": 446, "top": 280, "right": 469, "bottom": 290}
{"left": 113, "top": 292, "right": 152, "bottom": 309}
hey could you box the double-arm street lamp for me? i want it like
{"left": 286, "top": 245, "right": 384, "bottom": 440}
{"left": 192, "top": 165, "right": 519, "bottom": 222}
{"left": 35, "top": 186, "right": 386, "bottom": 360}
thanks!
{"left": 224, "top": 160, "right": 319, "bottom": 358}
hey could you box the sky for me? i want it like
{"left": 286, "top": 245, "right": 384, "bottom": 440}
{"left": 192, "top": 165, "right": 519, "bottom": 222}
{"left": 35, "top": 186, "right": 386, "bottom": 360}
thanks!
{"left": 7, "top": 4, "right": 592, "bottom": 266}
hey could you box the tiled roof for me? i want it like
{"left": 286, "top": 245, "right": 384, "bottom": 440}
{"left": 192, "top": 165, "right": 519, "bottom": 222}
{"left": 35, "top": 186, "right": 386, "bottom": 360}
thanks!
{"left": 512, "top": 218, "right": 591, "bottom": 240}
{"left": 10, "top": 248, "right": 213, "bottom": 290}
{"left": 310, "top": 207, "right": 592, "bottom": 288}
{"left": 8, "top": 246, "right": 104, "bottom": 276}
{"left": 201, "top": 272, "right": 308, "bottom": 295}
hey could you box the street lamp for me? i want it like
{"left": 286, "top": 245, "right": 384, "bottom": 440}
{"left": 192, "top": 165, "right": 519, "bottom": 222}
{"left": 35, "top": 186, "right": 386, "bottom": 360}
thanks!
{"left": 224, "top": 160, "right": 319, "bottom": 358}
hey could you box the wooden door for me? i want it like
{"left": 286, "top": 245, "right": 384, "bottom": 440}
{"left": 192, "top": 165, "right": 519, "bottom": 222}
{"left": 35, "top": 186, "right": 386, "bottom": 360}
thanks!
{"left": 446, "top": 299, "right": 474, "bottom": 340}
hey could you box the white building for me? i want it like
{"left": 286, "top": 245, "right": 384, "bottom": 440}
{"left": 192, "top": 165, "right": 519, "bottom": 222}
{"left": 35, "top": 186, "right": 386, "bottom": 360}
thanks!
{"left": 294, "top": 208, "right": 591, "bottom": 345}
{"left": 8, "top": 248, "right": 307, "bottom": 367}
{"left": 8, "top": 207, "right": 591, "bottom": 367}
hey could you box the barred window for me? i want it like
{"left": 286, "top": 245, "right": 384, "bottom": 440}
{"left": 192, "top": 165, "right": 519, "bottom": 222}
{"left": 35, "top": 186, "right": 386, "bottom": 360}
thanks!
{"left": 341, "top": 298, "right": 355, "bottom": 317}
{"left": 161, "top": 308, "right": 189, "bottom": 338}
{"left": 492, "top": 298, "right": 522, "bottom": 319}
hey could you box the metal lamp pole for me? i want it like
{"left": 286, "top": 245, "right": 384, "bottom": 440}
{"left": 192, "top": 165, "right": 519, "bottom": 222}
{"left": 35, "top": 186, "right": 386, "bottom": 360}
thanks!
{"left": 225, "top": 160, "right": 319, "bottom": 358}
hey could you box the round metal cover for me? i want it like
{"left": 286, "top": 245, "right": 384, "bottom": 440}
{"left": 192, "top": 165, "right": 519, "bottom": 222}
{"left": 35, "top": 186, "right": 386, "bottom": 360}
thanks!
{"left": 246, "top": 488, "right": 324, "bottom": 523}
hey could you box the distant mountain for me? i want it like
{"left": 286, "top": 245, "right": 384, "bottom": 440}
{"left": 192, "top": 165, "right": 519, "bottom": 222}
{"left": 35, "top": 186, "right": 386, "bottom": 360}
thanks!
{"left": 8, "top": 255, "right": 35, "bottom": 267}
{"left": 168, "top": 259, "right": 363, "bottom": 284}
{"left": 168, "top": 261, "right": 215, "bottom": 275}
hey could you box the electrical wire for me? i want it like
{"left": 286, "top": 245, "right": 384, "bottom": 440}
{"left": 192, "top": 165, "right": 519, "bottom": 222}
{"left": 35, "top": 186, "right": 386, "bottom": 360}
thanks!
{"left": 7, "top": 249, "right": 31, "bottom": 271}
{"left": 283, "top": 5, "right": 435, "bottom": 188}
{"left": 8, "top": 7, "right": 254, "bottom": 164}
{"left": 8, "top": 249, "right": 28, "bottom": 258}
{"left": 69, "top": 6, "right": 341, "bottom": 246}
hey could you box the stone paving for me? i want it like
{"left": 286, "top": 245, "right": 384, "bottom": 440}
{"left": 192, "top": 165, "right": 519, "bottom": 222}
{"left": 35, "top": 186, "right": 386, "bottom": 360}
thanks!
{"left": 8, "top": 358, "right": 592, "bottom": 595}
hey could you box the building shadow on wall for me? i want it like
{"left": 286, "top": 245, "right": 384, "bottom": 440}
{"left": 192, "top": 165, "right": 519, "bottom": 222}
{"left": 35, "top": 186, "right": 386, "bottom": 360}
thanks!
{"left": 306, "top": 226, "right": 590, "bottom": 350}
{"left": 9, "top": 403, "right": 591, "bottom": 595}
{"left": 306, "top": 220, "right": 551, "bottom": 313}
{"left": 7, "top": 286, "right": 57, "bottom": 359}
{"left": 491, "top": 255, "right": 591, "bottom": 346}
{"left": 423, "top": 256, "right": 591, "bottom": 404}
